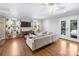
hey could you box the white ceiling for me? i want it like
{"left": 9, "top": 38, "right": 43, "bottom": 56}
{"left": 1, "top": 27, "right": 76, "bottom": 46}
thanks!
{"left": 0, "top": 3, "right": 79, "bottom": 19}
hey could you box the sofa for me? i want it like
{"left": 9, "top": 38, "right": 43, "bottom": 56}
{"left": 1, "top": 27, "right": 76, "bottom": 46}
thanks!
{"left": 26, "top": 34, "right": 58, "bottom": 51}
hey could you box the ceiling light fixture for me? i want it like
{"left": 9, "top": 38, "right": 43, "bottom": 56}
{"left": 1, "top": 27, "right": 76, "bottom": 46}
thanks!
{"left": 41, "top": 3, "right": 59, "bottom": 13}
{"left": 41, "top": 3, "right": 65, "bottom": 14}
{"left": 41, "top": 3, "right": 55, "bottom": 6}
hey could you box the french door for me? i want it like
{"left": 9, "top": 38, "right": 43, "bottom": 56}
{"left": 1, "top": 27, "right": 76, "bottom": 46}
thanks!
{"left": 61, "top": 20, "right": 77, "bottom": 39}
{"left": 70, "top": 20, "right": 77, "bottom": 39}
{"left": 61, "top": 20, "right": 67, "bottom": 38}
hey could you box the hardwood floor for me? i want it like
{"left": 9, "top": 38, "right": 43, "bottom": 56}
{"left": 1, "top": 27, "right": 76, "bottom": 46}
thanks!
{"left": 0, "top": 37, "right": 79, "bottom": 56}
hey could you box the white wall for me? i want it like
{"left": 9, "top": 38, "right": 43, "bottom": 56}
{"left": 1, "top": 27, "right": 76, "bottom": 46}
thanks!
{"left": 57, "top": 15, "right": 79, "bottom": 41}
{"left": 0, "top": 17, "right": 6, "bottom": 40}
{"left": 42, "top": 18, "right": 59, "bottom": 35}
{"left": 42, "top": 14, "right": 79, "bottom": 42}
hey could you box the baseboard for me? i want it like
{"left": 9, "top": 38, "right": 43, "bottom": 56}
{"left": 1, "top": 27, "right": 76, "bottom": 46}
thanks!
{"left": 59, "top": 37, "right": 79, "bottom": 42}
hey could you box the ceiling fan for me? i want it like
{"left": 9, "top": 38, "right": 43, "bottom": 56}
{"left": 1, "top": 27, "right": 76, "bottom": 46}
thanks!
{"left": 41, "top": 3, "right": 66, "bottom": 14}
{"left": 41, "top": 3, "right": 53, "bottom": 6}
{"left": 41, "top": 3, "right": 60, "bottom": 6}
{"left": 41, "top": 3, "right": 65, "bottom": 10}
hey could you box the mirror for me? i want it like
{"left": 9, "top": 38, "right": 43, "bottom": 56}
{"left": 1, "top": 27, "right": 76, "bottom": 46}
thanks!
{"left": 61, "top": 21, "right": 66, "bottom": 35}
{"left": 70, "top": 20, "right": 77, "bottom": 39}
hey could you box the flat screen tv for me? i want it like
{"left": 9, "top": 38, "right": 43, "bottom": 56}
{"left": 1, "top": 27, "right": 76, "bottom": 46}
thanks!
{"left": 21, "top": 22, "right": 31, "bottom": 27}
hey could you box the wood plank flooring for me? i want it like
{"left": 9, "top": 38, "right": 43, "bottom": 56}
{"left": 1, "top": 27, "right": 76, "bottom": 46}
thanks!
{"left": 0, "top": 37, "right": 79, "bottom": 56}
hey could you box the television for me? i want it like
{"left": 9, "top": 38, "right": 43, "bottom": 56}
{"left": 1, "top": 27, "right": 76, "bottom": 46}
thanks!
{"left": 21, "top": 22, "right": 31, "bottom": 27}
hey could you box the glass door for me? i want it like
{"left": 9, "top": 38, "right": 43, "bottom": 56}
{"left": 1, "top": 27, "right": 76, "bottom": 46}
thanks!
{"left": 61, "top": 21, "right": 66, "bottom": 35}
{"left": 70, "top": 20, "right": 77, "bottom": 39}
